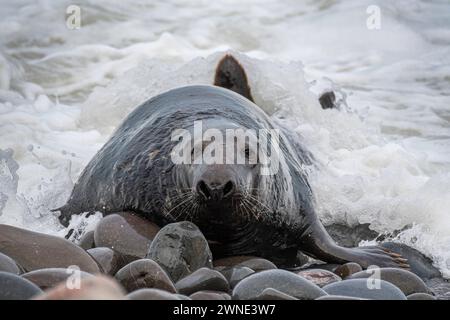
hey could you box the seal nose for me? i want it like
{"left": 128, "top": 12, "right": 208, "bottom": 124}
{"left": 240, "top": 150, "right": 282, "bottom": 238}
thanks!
{"left": 196, "top": 180, "right": 235, "bottom": 201}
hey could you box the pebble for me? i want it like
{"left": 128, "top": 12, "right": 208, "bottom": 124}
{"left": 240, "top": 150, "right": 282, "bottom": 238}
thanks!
{"left": 0, "top": 224, "right": 100, "bottom": 273}
{"left": 316, "top": 295, "right": 368, "bottom": 300}
{"left": 94, "top": 212, "right": 160, "bottom": 262}
{"left": 0, "top": 271, "right": 42, "bottom": 300}
{"left": 190, "top": 291, "right": 231, "bottom": 300}
{"left": 296, "top": 269, "right": 341, "bottom": 287}
{"left": 115, "top": 259, "right": 176, "bottom": 293}
{"left": 323, "top": 279, "right": 407, "bottom": 300}
{"left": 147, "top": 221, "right": 212, "bottom": 282}
{"left": 78, "top": 231, "right": 95, "bottom": 250}
{"left": 333, "top": 262, "right": 362, "bottom": 279}
{"left": 127, "top": 288, "right": 184, "bottom": 300}
{"left": 232, "top": 269, "right": 326, "bottom": 300}
{"left": 34, "top": 275, "right": 126, "bottom": 300}
{"left": 87, "top": 247, "right": 126, "bottom": 275}
{"left": 175, "top": 267, "right": 229, "bottom": 295}
{"left": 236, "top": 258, "right": 277, "bottom": 272}
{"left": 348, "top": 267, "right": 429, "bottom": 296}
{"left": 255, "top": 288, "right": 298, "bottom": 300}
{"left": 0, "top": 251, "right": 23, "bottom": 275}
{"left": 220, "top": 266, "right": 255, "bottom": 288}
{"left": 407, "top": 292, "right": 436, "bottom": 300}
{"left": 22, "top": 268, "right": 93, "bottom": 290}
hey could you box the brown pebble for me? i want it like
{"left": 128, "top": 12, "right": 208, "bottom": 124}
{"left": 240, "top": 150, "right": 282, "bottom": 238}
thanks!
{"left": 334, "top": 262, "right": 362, "bottom": 279}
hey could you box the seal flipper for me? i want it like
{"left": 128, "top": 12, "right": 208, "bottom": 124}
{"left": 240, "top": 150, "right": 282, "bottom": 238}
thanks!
{"left": 214, "top": 55, "right": 254, "bottom": 102}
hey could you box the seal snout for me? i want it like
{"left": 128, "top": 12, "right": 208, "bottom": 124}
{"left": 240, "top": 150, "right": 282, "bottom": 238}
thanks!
{"left": 196, "top": 179, "right": 235, "bottom": 202}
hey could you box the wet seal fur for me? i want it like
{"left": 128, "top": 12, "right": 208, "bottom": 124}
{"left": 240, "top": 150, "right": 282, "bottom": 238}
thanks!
{"left": 57, "top": 55, "right": 408, "bottom": 269}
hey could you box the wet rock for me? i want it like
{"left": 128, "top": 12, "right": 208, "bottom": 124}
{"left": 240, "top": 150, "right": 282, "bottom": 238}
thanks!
{"left": 333, "top": 262, "right": 362, "bottom": 279}
{"left": 232, "top": 269, "right": 326, "bottom": 300}
{"left": 22, "top": 268, "right": 93, "bottom": 290}
{"left": 127, "top": 288, "right": 183, "bottom": 300}
{"left": 325, "top": 223, "right": 379, "bottom": 247}
{"left": 175, "top": 267, "right": 229, "bottom": 295}
{"left": 316, "top": 295, "right": 368, "bottom": 300}
{"left": 213, "top": 256, "right": 258, "bottom": 267}
{"left": 323, "top": 279, "right": 406, "bottom": 300}
{"left": 115, "top": 259, "right": 176, "bottom": 293}
{"left": 220, "top": 266, "right": 255, "bottom": 288}
{"left": 236, "top": 258, "right": 277, "bottom": 272}
{"left": 78, "top": 231, "right": 95, "bottom": 250}
{"left": 381, "top": 242, "right": 441, "bottom": 280}
{"left": 0, "top": 251, "right": 23, "bottom": 275}
{"left": 87, "top": 247, "right": 126, "bottom": 275}
{"left": 147, "top": 221, "right": 212, "bottom": 282}
{"left": 0, "top": 271, "right": 42, "bottom": 300}
{"left": 255, "top": 288, "right": 298, "bottom": 300}
{"left": 296, "top": 269, "right": 341, "bottom": 287}
{"left": 35, "top": 275, "right": 126, "bottom": 300}
{"left": 407, "top": 293, "right": 436, "bottom": 300}
{"left": 0, "top": 224, "right": 100, "bottom": 273}
{"left": 190, "top": 291, "right": 231, "bottom": 300}
{"left": 94, "top": 212, "right": 160, "bottom": 262}
{"left": 348, "top": 268, "right": 429, "bottom": 295}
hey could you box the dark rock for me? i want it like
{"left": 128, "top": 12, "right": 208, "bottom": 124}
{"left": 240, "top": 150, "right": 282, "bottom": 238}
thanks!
{"left": 94, "top": 212, "right": 160, "bottom": 262}
{"left": 0, "top": 251, "right": 23, "bottom": 275}
{"left": 213, "top": 256, "right": 258, "bottom": 267}
{"left": 348, "top": 267, "right": 429, "bottom": 295}
{"left": 232, "top": 269, "right": 326, "bottom": 300}
{"left": 319, "top": 91, "right": 336, "bottom": 110}
{"left": 127, "top": 288, "right": 183, "bottom": 300}
{"left": 79, "top": 231, "right": 95, "bottom": 250}
{"left": 296, "top": 269, "right": 341, "bottom": 287}
{"left": 175, "top": 267, "right": 229, "bottom": 295}
{"left": 220, "top": 266, "right": 255, "bottom": 288}
{"left": 22, "top": 268, "right": 93, "bottom": 290}
{"left": 381, "top": 242, "right": 441, "bottom": 280}
{"left": 147, "top": 221, "right": 212, "bottom": 282}
{"left": 0, "top": 224, "right": 100, "bottom": 273}
{"left": 34, "top": 275, "right": 126, "bottom": 300}
{"left": 0, "top": 271, "right": 42, "bottom": 300}
{"left": 255, "top": 288, "right": 298, "bottom": 300}
{"left": 407, "top": 293, "right": 436, "bottom": 300}
{"left": 323, "top": 279, "right": 406, "bottom": 300}
{"left": 115, "top": 259, "right": 176, "bottom": 293}
{"left": 236, "top": 258, "right": 277, "bottom": 272}
{"left": 190, "top": 291, "right": 231, "bottom": 300}
{"left": 316, "top": 295, "right": 368, "bottom": 300}
{"left": 325, "top": 223, "right": 379, "bottom": 247}
{"left": 334, "top": 262, "right": 362, "bottom": 279}
{"left": 87, "top": 247, "right": 126, "bottom": 275}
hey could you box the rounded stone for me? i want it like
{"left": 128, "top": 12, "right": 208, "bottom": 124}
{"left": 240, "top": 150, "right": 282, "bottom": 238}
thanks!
{"left": 79, "top": 230, "right": 95, "bottom": 250}
{"left": 0, "top": 251, "right": 23, "bottom": 275}
{"left": 22, "top": 268, "right": 93, "bottom": 290}
{"left": 115, "top": 259, "right": 176, "bottom": 293}
{"left": 0, "top": 224, "right": 100, "bottom": 273}
{"left": 296, "top": 269, "right": 342, "bottom": 287}
{"left": 87, "top": 247, "right": 126, "bottom": 275}
{"left": 232, "top": 269, "right": 327, "bottom": 300}
{"left": 316, "top": 295, "right": 368, "bottom": 300}
{"left": 236, "top": 258, "right": 277, "bottom": 272}
{"left": 190, "top": 291, "right": 231, "bottom": 300}
{"left": 220, "top": 266, "right": 255, "bottom": 288}
{"left": 127, "top": 288, "right": 183, "bottom": 300}
{"left": 348, "top": 268, "right": 429, "bottom": 295}
{"left": 323, "top": 279, "right": 407, "bottom": 300}
{"left": 333, "top": 262, "right": 363, "bottom": 279}
{"left": 0, "top": 271, "right": 42, "bottom": 300}
{"left": 146, "top": 221, "right": 212, "bottom": 282}
{"left": 94, "top": 212, "right": 160, "bottom": 262}
{"left": 175, "top": 267, "right": 229, "bottom": 295}
{"left": 255, "top": 288, "right": 298, "bottom": 300}
{"left": 407, "top": 293, "right": 436, "bottom": 300}
{"left": 34, "top": 275, "right": 126, "bottom": 300}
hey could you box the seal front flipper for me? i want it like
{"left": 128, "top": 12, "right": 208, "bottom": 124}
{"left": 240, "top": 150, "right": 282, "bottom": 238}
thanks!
{"left": 298, "top": 219, "right": 410, "bottom": 269}
{"left": 214, "top": 54, "right": 254, "bottom": 102}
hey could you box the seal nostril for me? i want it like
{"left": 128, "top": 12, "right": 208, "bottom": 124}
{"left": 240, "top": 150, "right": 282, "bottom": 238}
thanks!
{"left": 197, "top": 180, "right": 211, "bottom": 200}
{"left": 222, "top": 181, "right": 234, "bottom": 198}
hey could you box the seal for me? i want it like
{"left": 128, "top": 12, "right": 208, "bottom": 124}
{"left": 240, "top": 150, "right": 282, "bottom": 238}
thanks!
{"left": 56, "top": 55, "right": 408, "bottom": 269}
